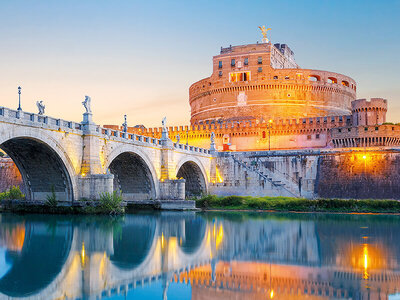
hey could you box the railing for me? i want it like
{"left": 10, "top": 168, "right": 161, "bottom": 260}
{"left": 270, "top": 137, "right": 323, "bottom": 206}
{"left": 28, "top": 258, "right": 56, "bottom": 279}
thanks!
{"left": 0, "top": 106, "right": 83, "bottom": 132}
{"left": 98, "top": 126, "right": 211, "bottom": 155}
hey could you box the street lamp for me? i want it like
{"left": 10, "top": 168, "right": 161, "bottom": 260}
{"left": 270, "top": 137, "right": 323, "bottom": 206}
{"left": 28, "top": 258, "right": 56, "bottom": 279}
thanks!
{"left": 268, "top": 119, "right": 273, "bottom": 151}
{"left": 17, "top": 86, "right": 22, "bottom": 111}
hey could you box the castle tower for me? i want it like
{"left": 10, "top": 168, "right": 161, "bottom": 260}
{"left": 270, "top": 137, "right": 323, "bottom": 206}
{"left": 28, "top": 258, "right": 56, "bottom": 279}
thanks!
{"left": 351, "top": 98, "right": 387, "bottom": 126}
{"left": 189, "top": 41, "right": 357, "bottom": 125}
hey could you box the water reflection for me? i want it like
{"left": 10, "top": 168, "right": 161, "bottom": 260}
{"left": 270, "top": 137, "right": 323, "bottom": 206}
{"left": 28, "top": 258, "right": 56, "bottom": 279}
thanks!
{"left": 0, "top": 212, "right": 400, "bottom": 299}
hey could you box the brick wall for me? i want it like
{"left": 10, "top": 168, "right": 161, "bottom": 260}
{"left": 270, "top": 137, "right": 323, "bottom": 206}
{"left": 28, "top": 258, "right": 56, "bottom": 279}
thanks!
{"left": 0, "top": 157, "right": 23, "bottom": 192}
{"left": 316, "top": 151, "right": 400, "bottom": 199}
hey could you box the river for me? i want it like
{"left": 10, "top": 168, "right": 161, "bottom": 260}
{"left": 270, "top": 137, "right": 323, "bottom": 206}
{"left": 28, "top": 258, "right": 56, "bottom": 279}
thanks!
{"left": 0, "top": 211, "right": 399, "bottom": 300}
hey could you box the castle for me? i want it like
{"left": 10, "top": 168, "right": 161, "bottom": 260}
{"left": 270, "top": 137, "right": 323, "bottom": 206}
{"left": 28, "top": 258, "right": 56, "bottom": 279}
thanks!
{"left": 105, "top": 31, "right": 399, "bottom": 152}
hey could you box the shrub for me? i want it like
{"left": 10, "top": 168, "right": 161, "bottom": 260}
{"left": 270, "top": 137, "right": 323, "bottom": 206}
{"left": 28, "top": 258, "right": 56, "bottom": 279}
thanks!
{"left": 45, "top": 186, "right": 58, "bottom": 207}
{"left": 0, "top": 186, "right": 25, "bottom": 201}
{"left": 196, "top": 195, "right": 218, "bottom": 208}
{"left": 220, "top": 195, "right": 243, "bottom": 207}
{"left": 99, "top": 191, "right": 124, "bottom": 214}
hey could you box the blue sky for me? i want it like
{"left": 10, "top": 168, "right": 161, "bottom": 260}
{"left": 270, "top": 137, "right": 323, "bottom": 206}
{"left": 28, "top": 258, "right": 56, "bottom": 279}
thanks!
{"left": 0, "top": 0, "right": 399, "bottom": 126}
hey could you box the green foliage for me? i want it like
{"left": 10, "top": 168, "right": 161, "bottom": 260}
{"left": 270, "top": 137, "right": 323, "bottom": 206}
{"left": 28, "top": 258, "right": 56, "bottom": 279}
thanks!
{"left": 0, "top": 186, "right": 25, "bottom": 201}
{"left": 196, "top": 195, "right": 400, "bottom": 213}
{"left": 45, "top": 186, "right": 58, "bottom": 207}
{"left": 0, "top": 151, "right": 4, "bottom": 157}
{"left": 99, "top": 191, "right": 124, "bottom": 214}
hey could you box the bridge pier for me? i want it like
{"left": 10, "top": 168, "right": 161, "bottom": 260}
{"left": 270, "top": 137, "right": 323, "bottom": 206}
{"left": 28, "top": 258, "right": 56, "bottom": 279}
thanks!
{"left": 79, "top": 112, "right": 114, "bottom": 200}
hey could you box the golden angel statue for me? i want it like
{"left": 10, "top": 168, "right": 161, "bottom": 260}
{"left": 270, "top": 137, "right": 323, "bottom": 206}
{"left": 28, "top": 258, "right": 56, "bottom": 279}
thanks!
{"left": 258, "top": 25, "right": 271, "bottom": 43}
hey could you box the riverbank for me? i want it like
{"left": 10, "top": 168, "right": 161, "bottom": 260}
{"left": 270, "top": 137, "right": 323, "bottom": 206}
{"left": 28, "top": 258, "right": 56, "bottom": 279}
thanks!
{"left": 195, "top": 195, "right": 400, "bottom": 213}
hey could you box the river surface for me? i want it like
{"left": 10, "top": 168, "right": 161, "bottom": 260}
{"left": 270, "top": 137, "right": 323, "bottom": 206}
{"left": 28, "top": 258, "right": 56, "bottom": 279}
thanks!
{"left": 0, "top": 212, "right": 399, "bottom": 300}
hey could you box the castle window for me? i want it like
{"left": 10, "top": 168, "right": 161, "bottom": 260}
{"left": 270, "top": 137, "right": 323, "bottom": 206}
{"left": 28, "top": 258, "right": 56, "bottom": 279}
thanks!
{"left": 375, "top": 127, "right": 379, "bottom": 131}
{"left": 328, "top": 77, "right": 337, "bottom": 84}
{"left": 348, "top": 128, "right": 351, "bottom": 132}
{"left": 309, "top": 75, "right": 320, "bottom": 82}
{"left": 244, "top": 58, "right": 248, "bottom": 65}
{"left": 262, "top": 131, "right": 266, "bottom": 138}
{"left": 338, "top": 129, "right": 342, "bottom": 133}
{"left": 307, "top": 135, "right": 312, "bottom": 140}
{"left": 219, "top": 71, "right": 222, "bottom": 77}
{"left": 316, "top": 134, "right": 320, "bottom": 139}
{"left": 257, "top": 56, "right": 262, "bottom": 64}
{"left": 258, "top": 67, "right": 262, "bottom": 72}
{"left": 285, "top": 76, "right": 290, "bottom": 80}
{"left": 365, "top": 127, "right": 368, "bottom": 131}
{"left": 231, "top": 59, "right": 235, "bottom": 66}
{"left": 218, "top": 61, "right": 222, "bottom": 69}
{"left": 273, "top": 76, "right": 278, "bottom": 80}
{"left": 341, "top": 80, "right": 349, "bottom": 87}
{"left": 229, "top": 71, "right": 250, "bottom": 82}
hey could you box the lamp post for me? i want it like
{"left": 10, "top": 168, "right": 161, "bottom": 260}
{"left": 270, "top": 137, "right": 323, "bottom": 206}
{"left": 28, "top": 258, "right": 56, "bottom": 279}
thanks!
{"left": 268, "top": 119, "right": 272, "bottom": 151}
{"left": 17, "top": 86, "right": 22, "bottom": 111}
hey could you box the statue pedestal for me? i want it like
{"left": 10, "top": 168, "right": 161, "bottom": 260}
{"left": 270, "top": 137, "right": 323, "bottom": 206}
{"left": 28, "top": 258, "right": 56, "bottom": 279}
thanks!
{"left": 82, "top": 113, "right": 97, "bottom": 133}
{"left": 82, "top": 112, "right": 94, "bottom": 125}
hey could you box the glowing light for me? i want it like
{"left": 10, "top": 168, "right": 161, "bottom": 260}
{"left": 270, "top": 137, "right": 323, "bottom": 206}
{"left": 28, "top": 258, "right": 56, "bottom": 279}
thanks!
{"left": 270, "top": 289, "right": 274, "bottom": 299}
{"left": 269, "top": 119, "right": 272, "bottom": 124}
{"left": 215, "top": 224, "right": 224, "bottom": 250}
{"left": 161, "top": 233, "right": 165, "bottom": 249}
{"left": 81, "top": 173, "right": 86, "bottom": 177}
{"left": 81, "top": 242, "right": 86, "bottom": 267}
{"left": 363, "top": 155, "right": 367, "bottom": 160}
{"left": 216, "top": 167, "right": 223, "bottom": 183}
{"left": 363, "top": 244, "right": 369, "bottom": 279}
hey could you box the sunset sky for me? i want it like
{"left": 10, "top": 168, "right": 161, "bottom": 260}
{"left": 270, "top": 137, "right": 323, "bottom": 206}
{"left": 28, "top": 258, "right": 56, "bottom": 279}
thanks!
{"left": 0, "top": 0, "right": 399, "bottom": 127}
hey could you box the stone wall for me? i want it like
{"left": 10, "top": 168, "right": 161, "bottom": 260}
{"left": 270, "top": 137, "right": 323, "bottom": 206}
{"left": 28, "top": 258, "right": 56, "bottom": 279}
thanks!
{"left": 209, "top": 149, "right": 400, "bottom": 200}
{"left": 316, "top": 151, "right": 400, "bottom": 199}
{"left": 0, "top": 157, "right": 23, "bottom": 192}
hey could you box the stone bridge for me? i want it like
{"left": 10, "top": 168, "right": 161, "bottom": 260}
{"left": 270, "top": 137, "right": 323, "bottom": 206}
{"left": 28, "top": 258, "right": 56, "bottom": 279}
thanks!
{"left": 0, "top": 106, "right": 216, "bottom": 202}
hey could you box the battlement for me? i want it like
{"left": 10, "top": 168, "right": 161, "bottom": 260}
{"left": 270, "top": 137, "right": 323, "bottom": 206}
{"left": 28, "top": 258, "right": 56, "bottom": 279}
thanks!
{"left": 105, "top": 113, "right": 354, "bottom": 140}
{"left": 351, "top": 98, "right": 387, "bottom": 112}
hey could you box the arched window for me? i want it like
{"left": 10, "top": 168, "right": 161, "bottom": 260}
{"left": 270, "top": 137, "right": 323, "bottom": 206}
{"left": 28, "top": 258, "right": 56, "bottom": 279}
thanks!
{"left": 308, "top": 75, "right": 321, "bottom": 82}
{"left": 327, "top": 77, "right": 337, "bottom": 84}
{"left": 262, "top": 131, "right": 266, "bottom": 139}
{"left": 341, "top": 80, "right": 349, "bottom": 87}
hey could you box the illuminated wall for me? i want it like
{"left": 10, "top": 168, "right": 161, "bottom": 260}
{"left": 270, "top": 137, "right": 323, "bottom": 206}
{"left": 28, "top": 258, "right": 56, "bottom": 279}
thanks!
{"left": 316, "top": 151, "right": 400, "bottom": 199}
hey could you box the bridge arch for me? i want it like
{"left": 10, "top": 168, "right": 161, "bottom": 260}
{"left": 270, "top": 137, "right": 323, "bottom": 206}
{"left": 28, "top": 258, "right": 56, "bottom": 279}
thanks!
{"left": 106, "top": 146, "right": 158, "bottom": 200}
{"left": 0, "top": 130, "right": 77, "bottom": 201}
{"left": 110, "top": 217, "right": 157, "bottom": 270}
{"left": 180, "top": 217, "right": 208, "bottom": 254}
{"left": 176, "top": 157, "right": 208, "bottom": 198}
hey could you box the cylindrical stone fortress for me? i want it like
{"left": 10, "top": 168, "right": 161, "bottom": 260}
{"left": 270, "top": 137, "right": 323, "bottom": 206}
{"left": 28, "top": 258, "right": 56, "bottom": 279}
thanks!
{"left": 189, "top": 42, "right": 357, "bottom": 125}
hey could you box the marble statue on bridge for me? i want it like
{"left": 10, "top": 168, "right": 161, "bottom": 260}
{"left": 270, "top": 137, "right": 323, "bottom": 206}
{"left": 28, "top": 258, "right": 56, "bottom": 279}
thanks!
{"left": 82, "top": 95, "right": 92, "bottom": 114}
{"left": 36, "top": 100, "right": 45, "bottom": 115}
